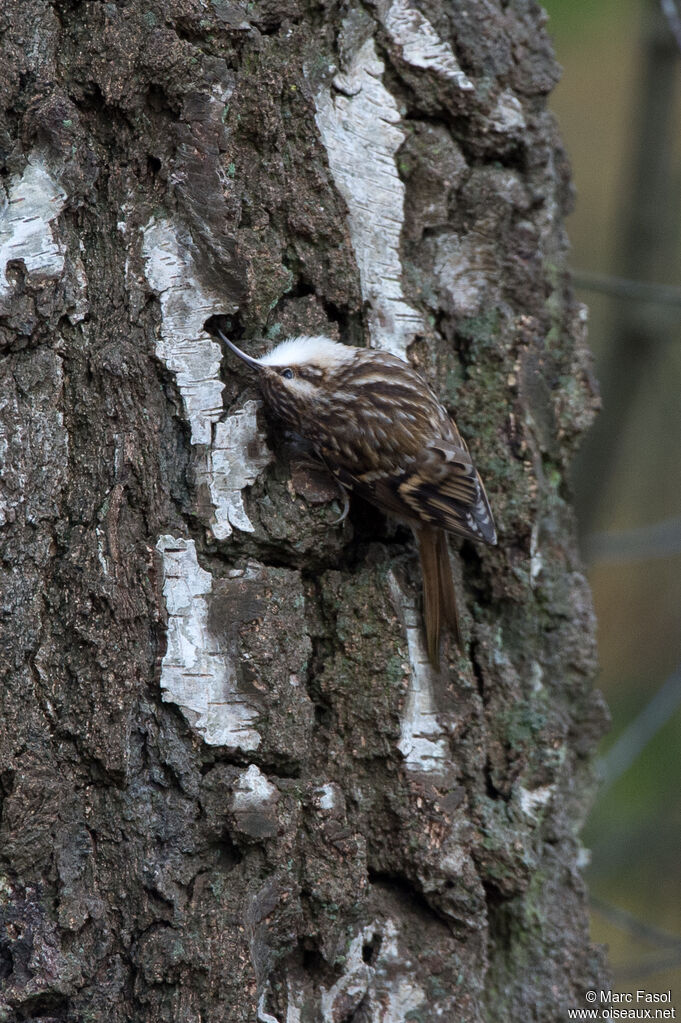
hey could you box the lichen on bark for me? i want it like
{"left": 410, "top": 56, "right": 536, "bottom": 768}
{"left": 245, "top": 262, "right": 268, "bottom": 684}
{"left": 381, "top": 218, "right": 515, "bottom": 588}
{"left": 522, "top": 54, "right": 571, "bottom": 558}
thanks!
{"left": 0, "top": 0, "right": 607, "bottom": 1020}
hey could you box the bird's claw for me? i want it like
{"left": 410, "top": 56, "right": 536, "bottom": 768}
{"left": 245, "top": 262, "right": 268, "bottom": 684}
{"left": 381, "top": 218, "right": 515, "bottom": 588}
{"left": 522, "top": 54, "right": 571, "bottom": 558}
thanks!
{"left": 330, "top": 486, "right": 351, "bottom": 526}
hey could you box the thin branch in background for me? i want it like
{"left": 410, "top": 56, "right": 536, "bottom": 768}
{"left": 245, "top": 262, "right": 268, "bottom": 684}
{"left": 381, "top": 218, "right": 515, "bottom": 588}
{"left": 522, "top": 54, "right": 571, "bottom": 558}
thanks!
{"left": 614, "top": 951, "right": 681, "bottom": 982}
{"left": 584, "top": 515, "right": 681, "bottom": 564}
{"left": 573, "top": 268, "right": 681, "bottom": 310}
{"left": 575, "top": 0, "right": 681, "bottom": 535}
{"left": 661, "top": 0, "right": 681, "bottom": 52}
{"left": 597, "top": 662, "right": 681, "bottom": 791}
{"left": 591, "top": 896, "right": 681, "bottom": 952}
{"left": 591, "top": 896, "right": 681, "bottom": 982}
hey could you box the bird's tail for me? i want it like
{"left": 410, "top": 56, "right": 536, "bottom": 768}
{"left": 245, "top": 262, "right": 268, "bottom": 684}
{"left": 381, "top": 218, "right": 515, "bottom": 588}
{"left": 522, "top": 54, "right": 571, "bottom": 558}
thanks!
{"left": 417, "top": 526, "right": 461, "bottom": 669}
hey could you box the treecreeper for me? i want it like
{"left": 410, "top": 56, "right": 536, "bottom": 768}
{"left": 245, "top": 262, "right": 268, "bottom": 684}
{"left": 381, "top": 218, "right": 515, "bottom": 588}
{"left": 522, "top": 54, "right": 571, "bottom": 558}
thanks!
{"left": 217, "top": 331, "right": 496, "bottom": 668}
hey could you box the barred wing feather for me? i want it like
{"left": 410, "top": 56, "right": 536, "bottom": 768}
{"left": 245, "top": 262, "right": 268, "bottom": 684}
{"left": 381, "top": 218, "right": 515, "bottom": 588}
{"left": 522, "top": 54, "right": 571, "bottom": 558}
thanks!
{"left": 398, "top": 442, "right": 496, "bottom": 544}
{"left": 329, "top": 440, "right": 496, "bottom": 546}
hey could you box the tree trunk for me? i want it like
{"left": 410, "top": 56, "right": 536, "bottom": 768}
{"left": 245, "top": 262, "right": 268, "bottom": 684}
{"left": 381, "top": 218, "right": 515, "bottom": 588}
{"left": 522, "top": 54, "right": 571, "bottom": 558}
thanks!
{"left": 0, "top": 1, "right": 608, "bottom": 1020}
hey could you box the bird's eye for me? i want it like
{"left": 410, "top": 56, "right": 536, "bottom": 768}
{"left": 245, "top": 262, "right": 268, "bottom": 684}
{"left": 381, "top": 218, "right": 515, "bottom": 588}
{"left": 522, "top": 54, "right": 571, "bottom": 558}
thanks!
{"left": 281, "top": 368, "right": 295, "bottom": 380}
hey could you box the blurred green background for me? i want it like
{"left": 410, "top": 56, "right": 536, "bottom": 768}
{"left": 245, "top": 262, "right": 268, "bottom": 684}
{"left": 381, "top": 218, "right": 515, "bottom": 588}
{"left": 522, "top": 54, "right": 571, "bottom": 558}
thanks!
{"left": 543, "top": 0, "right": 681, "bottom": 997}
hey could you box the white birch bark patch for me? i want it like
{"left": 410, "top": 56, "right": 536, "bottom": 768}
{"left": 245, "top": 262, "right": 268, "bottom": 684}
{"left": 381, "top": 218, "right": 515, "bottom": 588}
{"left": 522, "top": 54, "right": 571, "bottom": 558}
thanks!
{"left": 142, "top": 217, "right": 225, "bottom": 448}
{"left": 232, "top": 765, "right": 280, "bottom": 839}
{"left": 377, "top": 0, "right": 474, "bottom": 90}
{"left": 319, "top": 919, "right": 426, "bottom": 1022}
{"left": 387, "top": 570, "right": 449, "bottom": 774}
{"left": 142, "top": 216, "right": 272, "bottom": 537}
{"left": 314, "top": 36, "right": 426, "bottom": 359}
{"left": 0, "top": 156, "right": 67, "bottom": 306}
{"left": 517, "top": 783, "right": 554, "bottom": 822}
{"left": 199, "top": 401, "right": 273, "bottom": 540}
{"left": 156, "top": 535, "right": 261, "bottom": 750}
{"left": 488, "top": 88, "right": 526, "bottom": 132}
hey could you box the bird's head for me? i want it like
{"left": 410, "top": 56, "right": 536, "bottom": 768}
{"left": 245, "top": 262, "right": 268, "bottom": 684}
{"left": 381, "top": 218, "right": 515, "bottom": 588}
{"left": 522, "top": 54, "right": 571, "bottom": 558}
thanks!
{"left": 216, "top": 331, "right": 355, "bottom": 428}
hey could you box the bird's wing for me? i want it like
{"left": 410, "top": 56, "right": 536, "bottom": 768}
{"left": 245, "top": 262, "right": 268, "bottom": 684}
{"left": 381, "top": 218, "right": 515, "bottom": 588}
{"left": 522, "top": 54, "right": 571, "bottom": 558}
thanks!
{"left": 329, "top": 440, "right": 497, "bottom": 546}
{"left": 398, "top": 442, "right": 497, "bottom": 544}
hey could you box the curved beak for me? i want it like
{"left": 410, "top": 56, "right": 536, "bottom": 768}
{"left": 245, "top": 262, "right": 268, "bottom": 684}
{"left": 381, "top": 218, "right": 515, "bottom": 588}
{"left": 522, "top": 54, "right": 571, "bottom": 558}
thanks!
{"left": 215, "top": 328, "right": 261, "bottom": 370}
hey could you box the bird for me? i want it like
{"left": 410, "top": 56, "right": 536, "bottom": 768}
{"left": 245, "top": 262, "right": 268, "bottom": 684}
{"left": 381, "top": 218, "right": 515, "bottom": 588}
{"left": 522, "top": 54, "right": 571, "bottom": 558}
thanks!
{"left": 214, "top": 330, "right": 496, "bottom": 668}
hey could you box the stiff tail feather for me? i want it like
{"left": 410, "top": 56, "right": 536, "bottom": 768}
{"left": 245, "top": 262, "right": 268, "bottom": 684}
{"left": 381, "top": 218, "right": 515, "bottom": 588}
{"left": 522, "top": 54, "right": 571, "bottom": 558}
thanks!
{"left": 417, "top": 526, "right": 461, "bottom": 669}
{"left": 436, "top": 527, "right": 461, "bottom": 653}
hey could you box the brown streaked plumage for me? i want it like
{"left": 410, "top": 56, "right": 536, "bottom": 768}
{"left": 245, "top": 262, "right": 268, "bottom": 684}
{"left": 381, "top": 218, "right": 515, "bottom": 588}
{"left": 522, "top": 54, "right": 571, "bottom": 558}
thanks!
{"left": 216, "top": 332, "right": 496, "bottom": 667}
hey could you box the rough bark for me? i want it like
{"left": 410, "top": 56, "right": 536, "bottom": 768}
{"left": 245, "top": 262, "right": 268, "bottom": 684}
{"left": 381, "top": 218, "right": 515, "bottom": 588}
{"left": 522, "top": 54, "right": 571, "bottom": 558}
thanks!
{"left": 0, "top": 1, "right": 608, "bottom": 1020}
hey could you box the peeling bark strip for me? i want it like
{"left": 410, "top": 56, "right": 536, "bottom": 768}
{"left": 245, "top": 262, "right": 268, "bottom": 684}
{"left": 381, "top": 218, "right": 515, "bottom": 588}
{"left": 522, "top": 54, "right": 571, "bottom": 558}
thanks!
{"left": 387, "top": 570, "right": 449, "bottom": 773}
{"left": 142, "top": 217, "right": 271, "bottom": 537}
{"left": 156, "top": 536, "right": 260, "bottom": 749}
{"left": 207, "top": 402, "right": 273, "bottom": 538}
{"left": 377, "top": 0, "right": 474, "bottom": 89}
{"left": 0, "top": 157, "right": 67, "bottom": 305}
{"left": 314, "top": 36, "right": 426, "bottom": 358}
{"left": 141, "top": 217, "right": 225, "bottom": 447}
{"left": 0, "top": 0, "right": 607, "bottom": 1020}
